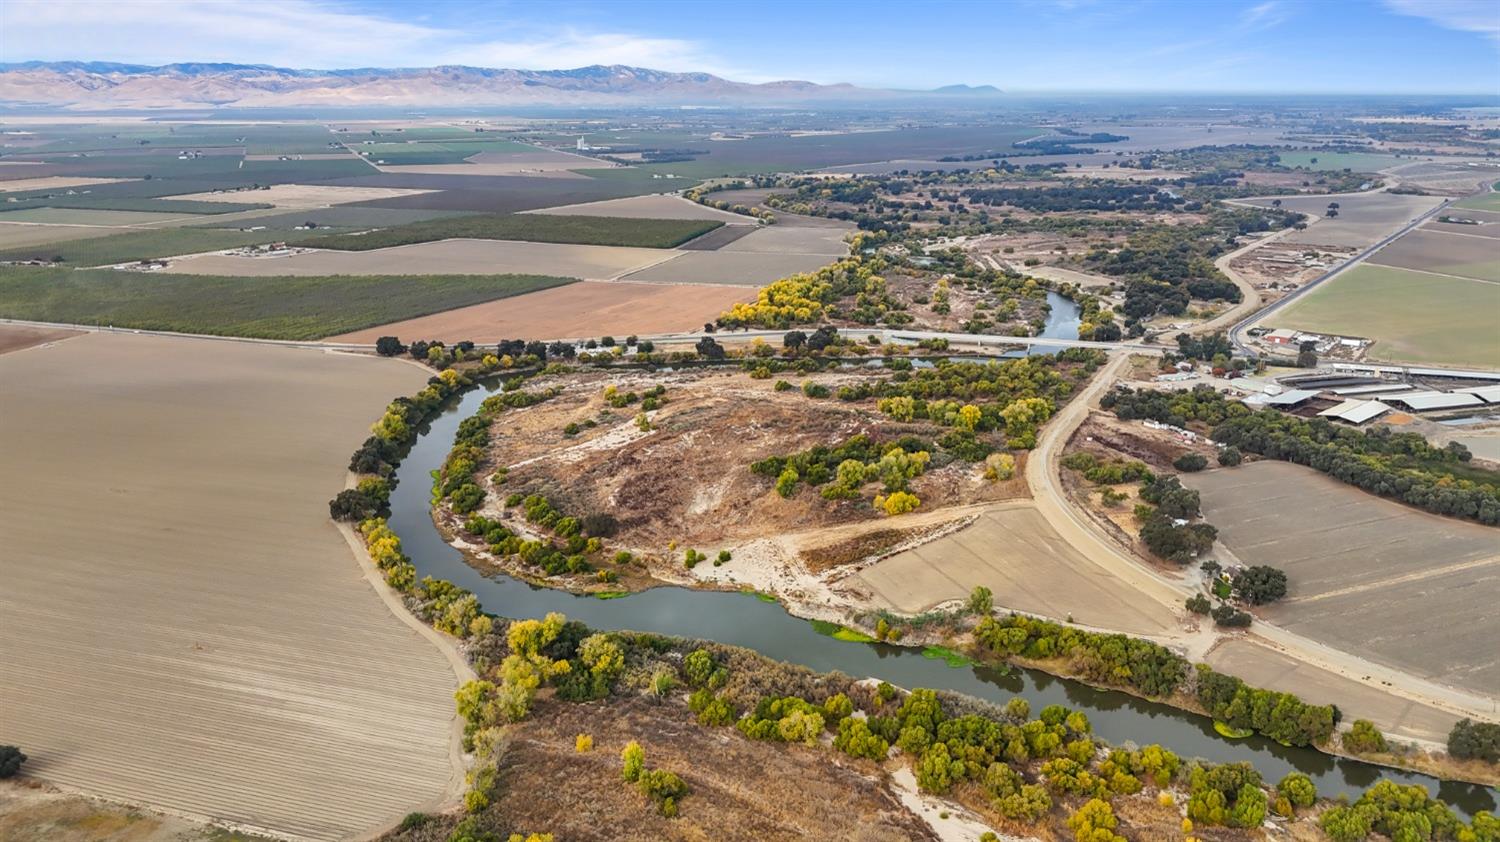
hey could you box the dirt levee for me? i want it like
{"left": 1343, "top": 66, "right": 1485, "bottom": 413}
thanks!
{"left": 328, "top": 280, "right": 753, "bottom": 343}
{"left": 0, "top": 334, "right": 461, "bottom": 840}
{"left": 1184, "top": 461, "right": 1500, "bottom": 696}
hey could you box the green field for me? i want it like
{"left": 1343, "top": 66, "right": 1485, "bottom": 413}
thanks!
{"left": 295, "top": 213, "right": 722, "bottom": 251}
{"left": 1272, "top": 151, "right": 1405, "bottom": 172}
{"left": 353, "top": 139, "right": 535, "bottom": 165}
{"left": 1277, "top": 264, "right": 1500, "bottom": 368}
{"left": 0, "top": 266, "right": 575, "bottom": 340}
{"left": 1454, "top": 184, "right": 1500, "bottom": 212}
{"left": 0, "top": 228, "right": 338, "bottom": 266}
{"left": 0, "top": 196, "right": 271, "bottom": 215}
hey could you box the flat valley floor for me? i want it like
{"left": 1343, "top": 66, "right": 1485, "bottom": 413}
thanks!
{"left": 0, "top": 331, "right": 462, "bottom": 840}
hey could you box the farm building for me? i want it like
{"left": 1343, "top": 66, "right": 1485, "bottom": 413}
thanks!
{"left": 1331, "top": 383, "right": 1414, "bottom": 396}
{"left": 1318, "top": 399, "right": 1392, "bottom": 425}
{"left": 1264, "top": 328, "right": 1299, "bottom": 345}
{"left": 1387, "top": 391, "right": 1484, "bottom": 411}
{"left": 1456, "top": 384, "right": 1500, "bottom": 404}
{"left": 1246, "top": 388, "right": 1320, "bottom": 408}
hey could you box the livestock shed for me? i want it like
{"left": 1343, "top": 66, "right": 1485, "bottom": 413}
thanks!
{"left": 1455, "top": 384, "right": 1500, "bottom": 404}
{"left": 1387, "top": 391, "right": 1484, "bottom": 411}
{"left": 1331, "top": 383, "right": 1415, "bottom": 396}
{"left": 1257, "top": 389, "right": 1321, "bottom": 408}
{"left": 1330, "top": 363, "right": 1500, "bottom": 382}
{"left": 1318, "top": 399, "right": 1392, "bottom": 425}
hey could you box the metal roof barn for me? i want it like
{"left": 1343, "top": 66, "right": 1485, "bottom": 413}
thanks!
{"left": 1388, "top": 391, "right": 1485, "bottom": 411}
{"left": 1318, "top": 399, "right": 1392, "bottom": 424}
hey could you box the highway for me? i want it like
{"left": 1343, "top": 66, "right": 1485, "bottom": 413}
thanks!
{"left": 1226, "top": 196, "right": 1453, "bottom": 355}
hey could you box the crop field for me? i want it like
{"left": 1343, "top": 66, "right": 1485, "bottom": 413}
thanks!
{"left": 1426, "top": 216, "right": 1500, "bottom": 239}
{"left": 0, "top": 176, "right": 127, "bottom": 193}
{"left": 1184, "top": 461, "right": 1500, "bottom": 696}
{"left": 1272, "top": 151, "right": 1407, "bottom": 172}
{"left": 194, "top": 206, "right": 469, "bottom": 231}
{"left": 1276, "top": 264, "right": 1500, "bottom": 367}
{"left": 334, "top": 169, "right": 674, "bottom": 213}
{"left": 1368, "top": 227, "right": 1500, "bottom": 282}
{"left": 165, "top": 183, "right": 435, "bottom": 208}
{"left": 0, "top": 196, "right": 271, "bottom": 215}
{"left": 0, "top": 222, "right": 118, "bottom": 250}
{"left": 854, "top": 501, "right": 1175, "bottom": 636}
{"left": 328, "top": 279, "right": 754, "bottom": 343}
{"left": 1204, "top": 640, "right": 1459, "bottom": 744}
{"left": 0, "top": 227, "right": 318, "bottom": 266}
{"left": 0, "top": 333, "right": 460, "bottom": 840}
{"left": 161, "top": 238, "right": 667, "bottom": 280}
{"left": 236, "top": 157, "right": 377, "bottom": 181}
{"left": 0, "top": 266, "right": 573, "bottom": 339}
{"left": 619, "top": 249, "right": 842, "bottom": 286}
{"left": 1454, "top": 187, "right": 1500, "bottom": 212}
{"left": 0, "top": 324, "right": 82, "bottom": 355}
{"left": 0, "top": 207, "right": 200, "bottom": 226}
{"left": 1240, "top": 192, "right": 1442, "bottom": 248}
{"left": 296, "top": 213, "right": 722, "bottom": 250}
{"left": 719, "top": 224, "right": 851, "bottom": 255}
{"left": 524, "top": 193, "right": 748, "bottom": 221}
{"left": 624, "top": 125, "right": 1044, "bottom": 178}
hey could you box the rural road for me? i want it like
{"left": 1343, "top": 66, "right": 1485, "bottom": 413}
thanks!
{"left": 1024, "top": 352, "right": 1500, "bottom": 724}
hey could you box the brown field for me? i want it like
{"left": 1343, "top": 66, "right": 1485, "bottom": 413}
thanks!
{"left": 0, "top": 333, "right": 463, "bottom": 840}
{"left": 525, "top": 193, "right": 750, "bottom": 222}
{"left": 165, "top": 183, "right": 435, "bottom": 208}
{"left": 0, "top": 222, "right": 118, "bottom": 249}
{"left": 677, "top": 223, "right": 759, "bottom": 250}
{"left": 620, "top": 250, "right": 842, "bottom": 286}
{"left": 1204, "top": 639, "right": 1459, "bottom": 745}
{"left": 1183, "top": 461, "right": 1500, "bottom": 696}
{"left": 329, "top": 280, "right": 753, "bottom": 343}
{"left": 0, "top": 176, "right": 129, "bottom": 194}
{"left": 160, "top": 238, "right": 670, "bottom": 279}
{"left": 464, "top": 695, "right": 936, "bottom": 842}
{"left": 1426, "top": 217, "right": 1500, "bottom": 240}
{"left": 1239, "top": 192, "right": 1443, "bottom": 248}
{"left": 1367, "top": 227, "right": 1500, "bottom": 281}
{"left": 0, "top": 323, "right": 82, "bottom": 355}
{"left": 718, "top": 224, "right": 850, "bottom": 256}
{"left": 376, "top": 148, "right": 601, "bottom": 177}
{"left": 854, "top": 501, "right": 1176, "bottom": 635}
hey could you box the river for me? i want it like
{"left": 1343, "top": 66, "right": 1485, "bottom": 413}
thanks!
{"left": 385, "top": 299, "right": 1495, "bottom": 816}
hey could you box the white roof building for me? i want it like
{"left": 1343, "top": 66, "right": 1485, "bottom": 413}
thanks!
{"left": 1455, "top": 384, "right": 1500, "bottom": 404}
{"left": 1318, "top": 399, "right": 1392, "bottom": 425}
{"left": 1388, "top": 391, "right": 1484, "bottom": 411}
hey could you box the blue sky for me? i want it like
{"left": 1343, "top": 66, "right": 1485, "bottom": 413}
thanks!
{"left": 2, "top": 0, "right": 1497, "bottom": 93}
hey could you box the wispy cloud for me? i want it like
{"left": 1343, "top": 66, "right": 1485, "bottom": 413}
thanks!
{"left": 1240, "top": 1, "right": 1291, "bottom": 32}
{"left": 0, "top": 0, "right": 734, "bottom": 73}
{"left": 1384, "top": 0, "right": 1500, "bottom": 45}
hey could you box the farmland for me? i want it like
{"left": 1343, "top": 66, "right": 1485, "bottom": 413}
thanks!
{"left": 1271, "top": 151, "right": 1406, "bottom": 172}
{"left": 0, "top": 266, "right": 574, "bottom": 339}
{"left": 1275, "top": 262, "right": 1500, "bottom": 368}
{"left": 0, "top": 227, "right": 319, "bottom": 265}
{"left": 160, "top": 239, "right": 668, "bottom": 280}
{"left": 523, "top": 193, "right": 748, "bottom": 221}
{"left": 1454, "top": 185, "right": 1500, "bottom": 212}
{"left": 0, "top": 222, "right": 117, "bottom": 250}
{"left": 1368, "top": 227, "right": 1500, "bottom": 282}
{"left": 1183, "top": 461, "right": 1500, "bottom": 697}
{"left": 1238, "top": 192, "right": 1443, "bottom": 248}
{"left": 0, "top": 332, "right": 459, "bottom": 840}
{"left": 297, "top": 213, "right": 723, "bottom": 250}
{"left": 328, "top": 280, "right": 753, "bottom": 343}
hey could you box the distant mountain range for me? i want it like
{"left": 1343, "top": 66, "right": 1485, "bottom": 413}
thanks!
{"left": 0, "top": 62, "right": 1005, "bottom": 109}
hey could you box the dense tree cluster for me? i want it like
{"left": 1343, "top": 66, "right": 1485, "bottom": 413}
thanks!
{"left": 976, "top": 614, "right": 1188, "bottom": 698}
{"left": 1448, "top": 718, "right": 1500, "bottom": 763}
{"left": 1231, "top": 565, "right": 1288, "bottom": 604}
{"left": 963, "top": 183, "right": 1184, "bottom": 213}
{"left": 1061, "top": 451, "right": 1154, "bottom": 485}
{"left": 1194, "top": 665, "right": 1335, "bottom": 747}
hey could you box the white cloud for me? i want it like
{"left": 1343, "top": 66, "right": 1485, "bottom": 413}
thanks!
{"left": 0, "top": 0, "right": 735, "bottom": 74}
{"left": 1240, "top": 1, "right": 1291, "bottom": 31}
{"left": 1384, "top": 0, "right": 1500, "bottom": 45}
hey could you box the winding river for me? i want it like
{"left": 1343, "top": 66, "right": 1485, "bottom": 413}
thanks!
{"left": 387, "top": 296, "right": 1494, "bottom": 815}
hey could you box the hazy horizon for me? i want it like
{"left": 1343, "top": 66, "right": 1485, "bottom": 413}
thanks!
{"left": 2, "top": 0, "right": 1497, "bottom": 96}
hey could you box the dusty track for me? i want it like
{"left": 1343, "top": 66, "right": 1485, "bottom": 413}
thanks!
{"left": 0, "top": 334, "right": 466, "bottom": 841}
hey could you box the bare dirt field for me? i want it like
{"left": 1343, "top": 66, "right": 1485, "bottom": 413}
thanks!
{"left": 1183, "top": 461, "right": 1500, "bottom": 696}
{"left": 165, "top": 183, "right": 435, "bottom": 208}
{"left": 160, "top": 238, "right": 670, "bottom": 279}
{"left": 718, "top": 224, "right": 851, "bottom": 256}
{"left": 483, "top": 696, "right": 935, "bottom": 842}
{"left": 0, "top": 779, "right": 277, "bottom": 842}
{"left": 1367, "top": 227, "right": 1500, "bottom": 282}
{"left": 677, "top": 223, "right": 759, "bottom": 250}
{"left": 1427, "top": 215, "right": 1500, "bottom": 240}
{"left": 854, "top": 501, "right": 1176, "bottom": 635}
{"left": 0, "top": 323, "right": 82, "bottom": 354}
{"left": 0, "top": 333, "right": 463, "bottom": 840}
{"left": 1238, "top": 193, "right": 1443, "bottom": 248}
{"left": 619, "top": 250, "right": 842, "bottom": 286}
{"left": 524, "top": 193, "right": 750, "bottom": 222}
{"left": 376, "top": 148, "right": 601, "bottom": 177}
{"left": 0, "top": 222, "right": 119, "bottom": 249}
{"left": 1204, "top": 639, "right": 1460, "bottom": 745}
{"left": 0, "top": 208, "right": 199, "bottom": 226}
{"left": 0, "top": 176, "right": 128, "bottom": 194}
{"left": 328, "top": 280, "right": 753, "bottom": 343}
